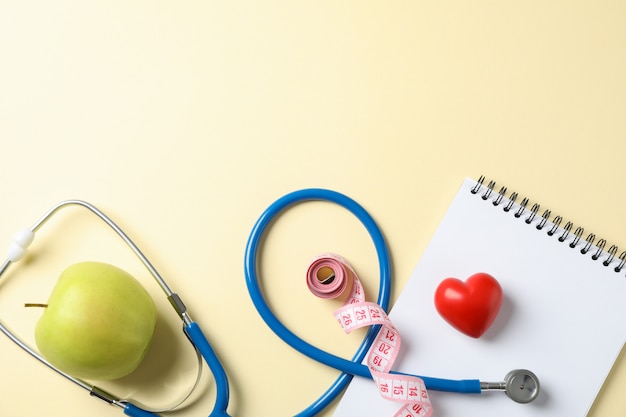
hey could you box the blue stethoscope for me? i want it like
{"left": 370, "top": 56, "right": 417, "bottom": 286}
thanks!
{"left": 0, "top": 189, "right": 539, "bottom": 417}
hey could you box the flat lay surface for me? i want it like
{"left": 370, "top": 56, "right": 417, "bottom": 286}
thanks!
{"left": 1, "top": 2, "right": 625, "bottom": 416}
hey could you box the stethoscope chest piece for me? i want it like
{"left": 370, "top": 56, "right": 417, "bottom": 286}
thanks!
{"left": 504, "top": 369, "right": 540, "bottom": 403}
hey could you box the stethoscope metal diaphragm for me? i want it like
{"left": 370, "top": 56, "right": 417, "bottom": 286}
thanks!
{"left": 504, "top": 369, "right": 540, "bottom": 403}
{"left": 480, "top": 369, "right": 540, "bottom": 403}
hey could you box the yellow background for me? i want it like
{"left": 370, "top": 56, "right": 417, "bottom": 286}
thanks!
{"left": 1, "top": 1, "right": 625, "bottom": 416}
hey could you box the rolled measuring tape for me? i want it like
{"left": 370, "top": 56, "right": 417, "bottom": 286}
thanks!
{"left": 307, "top": 253, "right": 433, "bottom": 417}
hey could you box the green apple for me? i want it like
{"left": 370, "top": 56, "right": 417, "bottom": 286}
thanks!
{"left": 32, "top": 261, "right": 157, "bottom": 380}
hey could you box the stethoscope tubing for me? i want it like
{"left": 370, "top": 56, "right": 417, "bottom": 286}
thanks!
{"left": 244, "top": 188, "right": 392, "bottom": 416}
{"left": 185, "top": 322, "right": 231, "bottom": 417}
{"left": 124, "top": 403, "right": 160, "bottom": 417}
{"left": 243, "top": 188, "right": 482, "bottom": 414}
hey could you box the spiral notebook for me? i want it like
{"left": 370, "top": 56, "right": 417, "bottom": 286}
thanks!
{"left": 333, "top": 176, "right": 626, "bottom": 417}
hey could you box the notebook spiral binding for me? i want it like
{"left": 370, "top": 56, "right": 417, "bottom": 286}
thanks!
{"left": 471, "top": 175, "right": 626, "bottom": 274}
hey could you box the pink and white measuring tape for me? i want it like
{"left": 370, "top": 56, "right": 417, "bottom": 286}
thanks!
{"left": 306, "top": 253, "right": 433, "bottom": 417}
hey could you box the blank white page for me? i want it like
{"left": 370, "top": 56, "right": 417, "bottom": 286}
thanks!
{"left": 333, "top": 177, "right": 626, "bottom": 417}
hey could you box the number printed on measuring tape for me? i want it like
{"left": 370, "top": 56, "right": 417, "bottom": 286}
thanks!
{"left": 306, "top": 254, "right": 433, "bottom": 417}
{"left": 334, "top": 301, "right": 388, "bottom": 333}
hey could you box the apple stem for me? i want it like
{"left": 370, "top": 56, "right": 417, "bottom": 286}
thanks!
{"left": 24, "top": 303, "right": 48, "bottom": 308}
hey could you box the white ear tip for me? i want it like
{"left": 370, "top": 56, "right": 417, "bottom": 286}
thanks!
{"left": 13, "top": 229, "right": 34, "bottom": 247}
{"left": 6, "top": 229, "right": 34, "bottom": 262}
{"left": 7, "top": 242, "right": 27, "bottom": 262}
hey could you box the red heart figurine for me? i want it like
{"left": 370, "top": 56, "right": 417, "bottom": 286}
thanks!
{"left": 434, "top": 273, "right": 503, "bottom": 338}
